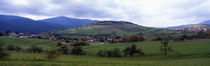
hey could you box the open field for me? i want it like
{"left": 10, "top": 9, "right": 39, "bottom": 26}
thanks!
{"left": 0, "top": 36, "right": 210, "bottom": 66}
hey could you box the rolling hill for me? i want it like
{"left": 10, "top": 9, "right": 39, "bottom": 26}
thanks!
{"left": 0, "top": 15, "right": 64, "bottom": 33}
{"left": 57, "top": 21, "right": 178, "bottom": 37}
{"left": 39, "top": 16, "right": 99, "bottom": 29}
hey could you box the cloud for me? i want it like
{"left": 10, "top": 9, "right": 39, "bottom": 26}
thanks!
{"left": 0, "top": 0, "right": 210, "bottom": 27}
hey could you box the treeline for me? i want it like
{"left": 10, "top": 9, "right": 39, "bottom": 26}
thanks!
{"left": 152, "top": 31, "right": 210, "bottom": 42}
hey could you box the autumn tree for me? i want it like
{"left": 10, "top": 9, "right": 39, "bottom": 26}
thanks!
{"left": 122, "top": 35, "right": 144, "bottom": 42}
{"left": 56, "top": 40, "right": 62, "bottom": 46}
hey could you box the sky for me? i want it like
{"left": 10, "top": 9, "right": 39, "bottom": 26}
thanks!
{"left": 0, "top": 0, "right": 210, "bottom": 27}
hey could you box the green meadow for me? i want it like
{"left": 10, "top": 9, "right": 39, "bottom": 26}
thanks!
{"left": 0, "top": 36, "right": 210, "bottom": 66}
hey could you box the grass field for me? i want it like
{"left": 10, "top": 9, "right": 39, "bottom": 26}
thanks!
{"left": 0, "top": 36, "right": 210, "bottom": 66}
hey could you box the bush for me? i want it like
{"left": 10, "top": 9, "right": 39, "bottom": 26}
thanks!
{"left": 97, "top": 48, "right": 122, "bottom": 57}
{"left": 57, "top": 46, "right": 69, "bottom": 54}
{"left": 0, "top": 43, "right": 9, "bottom": 59}
{"left": 71, "top": 46, "right": 86, "bottom": 55}
{"left": 97, "top": 50, "right": 107, "bottom": 57}
{"left": 123, "top": 44, "right": 144, "bottom": 57}
{"left": 46, "top": 49, "right": 59, "bottom": 60}
{"left": 6, "top": 45, "right": 22, "bottom": 52}
{"left": 27, "top": 45, "right": 43, "bottom": 53}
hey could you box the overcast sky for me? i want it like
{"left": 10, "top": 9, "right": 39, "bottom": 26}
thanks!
{"left": 0, "top": 0, "right": 210, "bottom": 27}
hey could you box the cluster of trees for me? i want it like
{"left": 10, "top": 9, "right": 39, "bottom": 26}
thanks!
{"left": 97, "top": 48, "right": 122, "bottom": 57}
{"left": 124, "top": 44, "right": 144, "bottom": 57}
{"left": 121, "top": 35, "right": 144, "bottom": 42}
{"left": 56, "top": 45, "right": 86, "bottom": 55}
{"left": 97, "top": 44, "right": 144, "bottom": 57}
{"left": 151, "top": 31, "right": 210, "bottom": 42}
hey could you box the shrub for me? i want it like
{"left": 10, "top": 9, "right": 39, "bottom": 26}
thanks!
{"left": 71, "top": 46, "right": 86, "bottom": 55}
{"left": 6, "top": 45, "right": 22, "bottom": 52}
{"left": 27, "top": 45, "right": 43, "bottom": 53}
{"left": 46, "top": 49, "right": 59, "bottom": 60}
{"left": 0, "top": 42, "right": 9, "bottom": 59}
{"left": 123, "top": 44, "right": 144, "bottom": 57}
{"left": 97, "top": 48, "right": 122, "bottom": 57}
{"left": 57, "top": 46, "right": 69, "bottom": 54}
{"left": 97, "top": 50, "right": 107, "bottom": 57}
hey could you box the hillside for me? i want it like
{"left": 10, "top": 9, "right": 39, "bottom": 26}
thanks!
{"left": 57, "top": 21, "right": 178, "bottom": 37}
{"left": 39, "top": 16, "right": 99, "bottom": 29}
{"left": 0, "top": 15, "right": 64, "bottom": 33}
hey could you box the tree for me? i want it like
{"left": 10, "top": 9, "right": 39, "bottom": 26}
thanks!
{"left": 0, "top": 32, "right": 3, "bottom": 36}
{"left": 0, "top": 42, "right": 9, "bottom": 59}
{"left": 123, "top": 44, "right": 144, "bottom": 57}
{"left": 160, "top": 39, "right": 173, "bottom": 56}
{"left": 56, "top": 40, "right": 62, "bottom": 46}
{"left": 208, "top": 32, "right": 210, "bottom": 38}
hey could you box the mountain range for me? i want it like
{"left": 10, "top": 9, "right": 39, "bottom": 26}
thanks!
{"left": 0, "top": 15, "right": 98, "bottom": 33}
{"left": 38, "top": 16, "right": 99, "bottom": 29}
{"left": 1, "top": 14, "right": 210, "bottom": 34}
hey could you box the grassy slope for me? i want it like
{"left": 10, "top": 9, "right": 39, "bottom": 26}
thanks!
{"left": 57, "top": 22, "right": 178, "bottom": 37}
{"left": 0, "top": 36, "right": 210, "bottom": 66}
{"left": 0, "top": 36, "right": 56, "bottom": 48}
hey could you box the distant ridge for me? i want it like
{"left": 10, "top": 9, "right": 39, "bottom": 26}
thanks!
{"left": 39, "top": 16, "right": 99, "bottom": 29}
{"left": 0, "top": 14, "right": 64, "bottom": 33}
